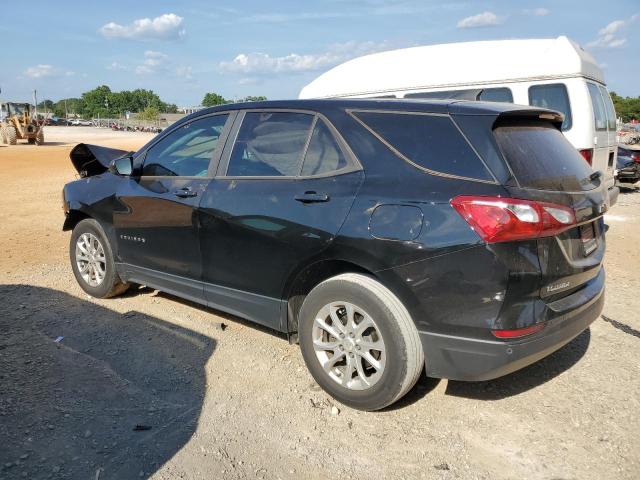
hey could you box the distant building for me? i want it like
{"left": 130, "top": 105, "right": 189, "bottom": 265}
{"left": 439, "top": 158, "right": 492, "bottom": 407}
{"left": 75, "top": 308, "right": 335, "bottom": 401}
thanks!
{"left": 179, "top": 106, "right": 206, "bottom": 115}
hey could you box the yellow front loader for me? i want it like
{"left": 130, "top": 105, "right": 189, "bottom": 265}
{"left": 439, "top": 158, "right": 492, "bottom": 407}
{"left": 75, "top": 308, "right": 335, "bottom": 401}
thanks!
{"left": 0, "top": 102, "right": 44, "bottom": 145}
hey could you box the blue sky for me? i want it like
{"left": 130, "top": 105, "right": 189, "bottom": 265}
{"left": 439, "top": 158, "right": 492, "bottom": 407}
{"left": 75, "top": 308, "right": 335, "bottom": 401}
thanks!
{"left": 1, "top": 1, "right": 638, "bottom": 106}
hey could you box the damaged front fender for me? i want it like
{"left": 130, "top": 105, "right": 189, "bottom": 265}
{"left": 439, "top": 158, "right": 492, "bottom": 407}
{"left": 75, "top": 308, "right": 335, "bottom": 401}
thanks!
{"left": 70, "top": 143, "right": 131, "bottom": 178}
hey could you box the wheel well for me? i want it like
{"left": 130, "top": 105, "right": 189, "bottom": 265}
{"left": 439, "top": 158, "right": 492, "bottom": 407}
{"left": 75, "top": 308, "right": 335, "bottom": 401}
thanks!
{"left": 284, "top": 260, "right": 374, "bottom": 338}
{"left": 63, "top": 210, "right": 91, "bottom": 231}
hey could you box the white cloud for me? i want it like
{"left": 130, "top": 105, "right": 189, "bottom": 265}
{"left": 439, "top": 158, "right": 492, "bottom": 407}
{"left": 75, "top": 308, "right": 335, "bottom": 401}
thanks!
{"left": 99, "top": 13, "right": 186, "bottom": 41}
{"left": 135, "top": 50, "right": 169, "bottom": 75}
{"left": 587, "top": 15, "right": 638, "bottom": 49}
{"left": 176, "top": 66, "right": 193, "bottom": 79}
{"left": 457, "top": 11, "right": 502, "bottom": 28}
{"left": 219, "top": 41, "right": 391, "bottom": 75}
{"left": 599, "top": 20, "right": 625, "bottom": 35}
{"left": 524, "top": 8, "right": 550, "bottom": 17}
{"left": 106, "top": 61, "right": 127, "bottom": 71}
{"left": 24, "top": 64, "right": 56, "bottom": 78}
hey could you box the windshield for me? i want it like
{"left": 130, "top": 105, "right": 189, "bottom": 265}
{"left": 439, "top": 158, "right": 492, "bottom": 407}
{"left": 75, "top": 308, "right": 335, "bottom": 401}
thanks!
{"left": 8, "top": 104, "right": 29, "bottom": 115}
{"left": 494, "top": 122, "right": 597, "bottom": 191}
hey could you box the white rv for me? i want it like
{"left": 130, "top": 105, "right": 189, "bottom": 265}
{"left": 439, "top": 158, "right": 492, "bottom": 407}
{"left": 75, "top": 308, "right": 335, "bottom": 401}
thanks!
{"left": 300, "top": 36, "right": 618, "bottom": 200}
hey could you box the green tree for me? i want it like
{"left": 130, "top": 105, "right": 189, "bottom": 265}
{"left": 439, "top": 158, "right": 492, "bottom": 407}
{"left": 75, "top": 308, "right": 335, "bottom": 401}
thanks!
{"left": 37, "top": 100, "right": 55, "bottom": 112}
{"left": 610, "top": 92, "right": 640, "bottom": 122}
{"left": 137, "top": 106, "right": 160, "bottom": 122}
{"left": 202, "top": 92, "right": 227, "bottom": 107}
{"left": 81, "top": 85, "right": 112, "bottom": 118}
{"left": 242, "top": 96, "right": 267, "bottom": 102}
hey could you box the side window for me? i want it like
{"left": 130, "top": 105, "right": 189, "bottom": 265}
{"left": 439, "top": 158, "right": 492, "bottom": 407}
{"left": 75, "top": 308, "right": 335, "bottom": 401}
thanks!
{"left": 528, "top": 83, "right": 572, "bottom": 131}
{"left": 226, "top": 112, "right": 314, "bottom": 177}
{"left": 599, "top": 85, "right": 617, "bottom": 130}
{"left": 301, "top": 119, "right": 348, "bottom": 176}
{"left": 587, "top": 83, "right": 607, "bottom": 131}
{"left": 142, "top": 114, "right": 229, "bottom": 177}
{"left": 478, "top": 87, "right": 513, "bottom": 103}
{"left": 404, "top": 88, "right": 512, "bottom": 103}
{"left": 353, "top": 111, "right": 493, "bottom": 181}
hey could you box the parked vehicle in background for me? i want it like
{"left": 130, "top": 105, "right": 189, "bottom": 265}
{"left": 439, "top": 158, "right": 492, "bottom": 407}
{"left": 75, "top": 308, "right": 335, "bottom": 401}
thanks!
{"left": 62, "top": 99, "right": 607, "bottom": 410}
{"left": 300, "top": 36, "right": 619, "bottom": 206}
{"left": 68, "top": 119, "right": 93, "bottom": 126}
{"left": 615, "top": 146, "right": 640, "bottom": 186}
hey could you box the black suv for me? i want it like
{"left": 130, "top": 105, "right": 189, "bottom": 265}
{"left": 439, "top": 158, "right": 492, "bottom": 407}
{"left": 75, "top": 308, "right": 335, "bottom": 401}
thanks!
{"left": 63, "top": 99, "right": 608, "bottom": 410}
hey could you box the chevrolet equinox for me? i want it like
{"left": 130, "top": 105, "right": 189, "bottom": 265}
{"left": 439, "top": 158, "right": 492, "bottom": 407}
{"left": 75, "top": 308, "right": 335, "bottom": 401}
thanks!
{"left": 62, "top": 99, "right": 608, "bottom": 410}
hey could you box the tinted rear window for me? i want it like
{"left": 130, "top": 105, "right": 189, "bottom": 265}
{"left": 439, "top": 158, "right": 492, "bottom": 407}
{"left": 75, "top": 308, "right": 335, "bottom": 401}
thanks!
{"left": 528, "top": 84, "right": 572, "bottom": 131}
{"left": 494, "top": 123, "right": 596, "bottom": 191}
{"left": 354, "top": 111, "right": 493, "bottom": 181}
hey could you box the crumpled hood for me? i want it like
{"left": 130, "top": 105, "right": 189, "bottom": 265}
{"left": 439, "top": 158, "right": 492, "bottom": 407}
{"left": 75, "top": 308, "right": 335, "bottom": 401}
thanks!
{"left": 70, "top": 143, "right": 130, "bottom": 177}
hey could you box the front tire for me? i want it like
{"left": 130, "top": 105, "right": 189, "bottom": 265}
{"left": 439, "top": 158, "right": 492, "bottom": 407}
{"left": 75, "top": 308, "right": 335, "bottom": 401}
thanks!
{"left": 70, "top": 219, "right": 129, "bottom": 298}
{"left": 298, "top": 273, "right": 424, "bottom": 411}
{"left": 6, "top": 125, "right": 17, "bottom": 145}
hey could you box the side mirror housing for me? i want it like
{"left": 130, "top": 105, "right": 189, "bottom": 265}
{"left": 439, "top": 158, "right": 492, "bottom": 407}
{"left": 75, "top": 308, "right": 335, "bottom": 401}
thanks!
{"left": 110, "top": 156, "right": 133, "bottom": 176}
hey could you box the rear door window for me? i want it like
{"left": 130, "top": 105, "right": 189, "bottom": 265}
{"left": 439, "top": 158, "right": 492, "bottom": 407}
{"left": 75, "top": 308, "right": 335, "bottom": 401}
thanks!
{"left": 528, "top": 84, "right": 572, "bottom": 131}
{"left": 587, "top": 83, "right": 607, "bottom": 131}
{"left": 353, "top": 111, "right": 494, "bottom": 181}
{"left": 494, "top": 122, "right": 596, "bottom": 191}
{"left": 598, "top": 86, "right": 617, "bottom": 130}
{"left": 226, "top": 112, "right": 314, "bottom": 177}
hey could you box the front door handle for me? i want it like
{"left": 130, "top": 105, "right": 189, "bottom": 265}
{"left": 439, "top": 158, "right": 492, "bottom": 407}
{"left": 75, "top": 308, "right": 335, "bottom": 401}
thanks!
{"left": 294, "top": 191, "right": 330, "bottom": 203}
{"left": 173, "top": 188, "right": 198, "bottom": 198}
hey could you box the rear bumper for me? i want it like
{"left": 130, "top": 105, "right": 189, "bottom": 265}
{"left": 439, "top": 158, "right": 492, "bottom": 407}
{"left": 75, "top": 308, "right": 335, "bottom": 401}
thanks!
{"left": 420, "top": 268, "right": 604, "bottom": 381}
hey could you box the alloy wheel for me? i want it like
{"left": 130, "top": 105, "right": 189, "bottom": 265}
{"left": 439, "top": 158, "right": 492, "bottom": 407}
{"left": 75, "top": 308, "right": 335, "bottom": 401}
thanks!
{"left": 312, "top": 301, "right": 386, "bottom": 390}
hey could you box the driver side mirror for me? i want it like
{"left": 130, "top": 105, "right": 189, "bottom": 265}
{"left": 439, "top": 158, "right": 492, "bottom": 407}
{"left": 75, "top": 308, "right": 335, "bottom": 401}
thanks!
{"left": 110, "top": 156, "right": 133, "bottom": 176}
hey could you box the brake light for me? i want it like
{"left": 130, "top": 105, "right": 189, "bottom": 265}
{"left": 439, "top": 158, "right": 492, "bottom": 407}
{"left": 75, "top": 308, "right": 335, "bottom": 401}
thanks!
{"left": 579, "top": 149, "right": 593, "bottom": 165}
{"left": 451, "top": 195, "right": 576, "bottom": 243}
{"left": 632, "top": 153, "right": 640, "bottom": 164}
{"left": 492, "top": 323, "right": 545, "bottom": 339}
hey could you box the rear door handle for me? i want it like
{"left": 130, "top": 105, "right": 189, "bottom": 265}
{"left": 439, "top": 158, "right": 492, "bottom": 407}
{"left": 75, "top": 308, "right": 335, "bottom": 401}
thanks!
{"left": 173, "top": 188, "right": 198, "bottom": 198}
{"left": 294, "top": 191, "right": 330, "bottom": 203}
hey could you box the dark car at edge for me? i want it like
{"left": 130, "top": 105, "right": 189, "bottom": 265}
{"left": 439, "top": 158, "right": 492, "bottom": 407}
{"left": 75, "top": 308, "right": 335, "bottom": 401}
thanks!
{"left": 62, "top": 99, "right": 609, "bottom": 410}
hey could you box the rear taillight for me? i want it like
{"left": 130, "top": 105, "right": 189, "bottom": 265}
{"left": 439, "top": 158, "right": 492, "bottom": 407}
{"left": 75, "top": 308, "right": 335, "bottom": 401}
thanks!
{"left": 579, "top": 149, "right": 593, "bottom": 166}
{"left": 632, "top": 153, "right": 640, "bottom": 164}
{"left": 492, "top": 323, "right": 545, "bottom": 339}
{"left": 451, "top": 195, "right": 576, "bottom": 243}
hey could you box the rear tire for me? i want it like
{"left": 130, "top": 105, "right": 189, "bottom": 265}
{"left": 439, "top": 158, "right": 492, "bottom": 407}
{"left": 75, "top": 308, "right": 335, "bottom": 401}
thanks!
{"left": 6, "top": 125, "right": 17, "bottom": 145}
{"left": 0, "top": 125, "right": 7, "bottom": 144}
{"left": 70, "top": 219, "right": 129, "bottom": 298}
{"left": 35, "top": 129, "right": 44, "bottom": 145}
{"left": 298, "top": 273, "right": 424, "bottom": 411}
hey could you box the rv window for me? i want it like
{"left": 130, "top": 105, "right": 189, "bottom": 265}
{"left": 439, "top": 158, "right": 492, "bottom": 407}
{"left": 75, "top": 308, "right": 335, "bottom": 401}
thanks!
{"left": 404, "top": 88, "right": 512, "bottom": 103}
{"left": 528, "top": 84, "right": 572, "bottom": 131}
{"left": 404, "top": 90, "right": 468, "bottom": 100}
{"left": 598, "top": 86, "right": 617, "bottom": 130}
{"left": 353, "top": 111, "right": 493, "bottom": 181}
{"left": 587, "top": 83, "right": 607, "bottom": 131}
{"left": 478, "top": 88, "right": 513, "bottom": 103}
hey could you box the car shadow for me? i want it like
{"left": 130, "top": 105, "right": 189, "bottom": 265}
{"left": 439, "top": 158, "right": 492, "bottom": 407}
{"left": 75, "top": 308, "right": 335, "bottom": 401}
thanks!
{"left": 445, "top": 328, "right": 591, "bottom": 400}
{"left": 0, "top": 284, "right": 215, "bottom": 480}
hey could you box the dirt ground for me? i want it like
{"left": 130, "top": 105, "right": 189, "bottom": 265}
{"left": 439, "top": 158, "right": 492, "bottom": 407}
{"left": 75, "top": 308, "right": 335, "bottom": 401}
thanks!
{"left": 1, "top": 127, "right": 639, "bottom": 480}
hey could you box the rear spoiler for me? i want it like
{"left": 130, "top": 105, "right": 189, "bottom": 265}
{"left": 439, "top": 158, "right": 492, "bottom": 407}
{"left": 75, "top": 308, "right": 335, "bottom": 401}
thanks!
{"left": 493, "top": 109, "right": 565, "bottom": 131}
{"left": 70, "top": 143, "right": 130, "bottom": 177}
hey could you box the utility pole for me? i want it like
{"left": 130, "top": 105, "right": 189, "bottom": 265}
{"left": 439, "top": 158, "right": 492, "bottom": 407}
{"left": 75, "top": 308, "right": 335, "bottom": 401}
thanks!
{"left": 64, "top": 98, "right": 68, "bottom": 120}
{"left": 34, "top": 90, "right": 38, "bottom": 118}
